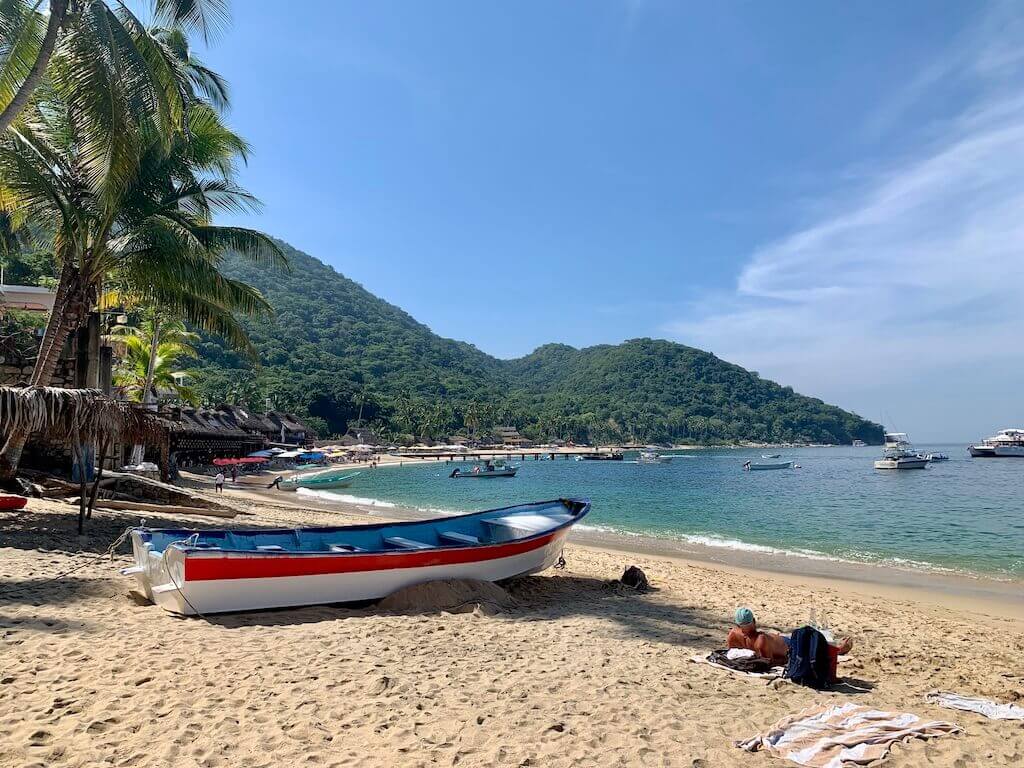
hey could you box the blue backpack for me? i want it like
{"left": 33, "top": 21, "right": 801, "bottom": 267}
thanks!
{"left": 785, "top": 626, "right": 832, "bottom": 689}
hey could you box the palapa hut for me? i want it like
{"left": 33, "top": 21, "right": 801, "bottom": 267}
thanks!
{"left": 0, "top": 386, "right": 162, "bottom": 530}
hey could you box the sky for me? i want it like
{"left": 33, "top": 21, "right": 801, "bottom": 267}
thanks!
{"left": 198, "top": 1, "right": 1023, "bottom": 441}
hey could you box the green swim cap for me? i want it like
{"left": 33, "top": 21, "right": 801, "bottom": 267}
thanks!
{"left": 735, "top": 607, "right": 755, "bottom": 625}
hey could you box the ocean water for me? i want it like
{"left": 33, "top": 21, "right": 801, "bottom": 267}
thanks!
{"left": 301, "top": 446, "right": 1024, "bottom": 579}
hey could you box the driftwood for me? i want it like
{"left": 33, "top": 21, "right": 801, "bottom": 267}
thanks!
{"left": 89, "top": 499, "right": 238, "bottom": 518}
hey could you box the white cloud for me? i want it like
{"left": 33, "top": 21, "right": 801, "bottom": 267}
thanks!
{"left": 666, "top": 3, "right": 1024, "bottom": 440}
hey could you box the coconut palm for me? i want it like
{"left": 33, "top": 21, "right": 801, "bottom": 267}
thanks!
{"left": 112, "top": 318, "right": 199, "bottom": 405}
{"left": 0, "top": 0, "right": 230, "bottom": 137}
{"left": 0, "top": 87, "right": 282, "bottom": 479}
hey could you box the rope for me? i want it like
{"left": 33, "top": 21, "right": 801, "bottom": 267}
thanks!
{"left": 0, "top": 526, "right": 133, "bottom": 599}
{"left": 163, "top": 534, "right": 208, "bottom": 620}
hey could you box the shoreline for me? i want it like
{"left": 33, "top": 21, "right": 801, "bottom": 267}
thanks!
{"left": 224, "top": 476, "right": 1024, "bottom": 623}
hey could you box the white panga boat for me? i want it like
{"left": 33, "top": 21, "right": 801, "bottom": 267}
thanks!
{"left": 637, "top": 451, "right": 671, "bottom": 464}
{"left": 925, "top": 452, "right": 949, "bottom": 462}
{"left": 450, "top": 460, "right": 518, "bottom": 478}
{"left": 121, "top": 498, "right": 591, "bottom": 615}
{"left": 277, "top": 469, "right": 361, "bottom": 491}
{"left": 969, "top": 428, "right": 1024, "bottom": 458}
{"left": 874, "top": 433, "right": 929, "bottom": 470}
{"left": 743, "top": 460, "right": 794, "bottom": 471}
{"left": 761, "top": 453, "right": 781, "bottom": 459}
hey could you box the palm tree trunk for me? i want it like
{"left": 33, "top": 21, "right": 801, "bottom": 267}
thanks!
{"left": 129, "top": 316, "right": 161, "bottom": 465}
{"left": 0, "top": 0, "right": 68, "bottom": 135}
{"left": 0, "top": 262, "right": 90, "bottom": 481}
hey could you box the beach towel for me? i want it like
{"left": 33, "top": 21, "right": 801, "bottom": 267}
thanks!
{"left": 925, "top": 690, "right": 1024, "bottom": 720}
{"left": 736, "top": 702, "right": 962, "bottom": 767}
{"left": 690, "top": 651, "right": 783, "bottom": 679}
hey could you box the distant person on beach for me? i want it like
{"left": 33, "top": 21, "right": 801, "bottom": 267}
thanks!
{"left": 728, "top": 607, "right": 852, "bottom": 667}
{"left": 230, "top": 465, "right": 237, "bottom": 483}
{"left": 214, "top": 471, "right": 225, "bottom": 493}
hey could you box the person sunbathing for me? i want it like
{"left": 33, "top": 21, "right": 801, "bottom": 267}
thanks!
{"left": 728, "top": 607, "right": 853, "bottom": 668}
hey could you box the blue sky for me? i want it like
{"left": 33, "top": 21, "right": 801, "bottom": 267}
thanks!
{"left": 201, "top": 1, "right": 1022, "bottom": 441}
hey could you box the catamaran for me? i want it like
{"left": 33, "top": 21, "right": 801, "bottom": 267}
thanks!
{"left": 874, "top": 433, "right": 929, "bottom": 470}
{"left": 121, "top": 498, "right": 591, "bottom": 614}
{"left": 968, "top": 428, "right": 1024, "bottom": 458}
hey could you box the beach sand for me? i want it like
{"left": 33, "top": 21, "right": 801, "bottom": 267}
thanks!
{"left": 2, "top": 494, "right": 1023, "bottom": 767}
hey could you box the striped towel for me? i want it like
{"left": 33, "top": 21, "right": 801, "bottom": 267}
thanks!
{"left": 736, "top": 702, "right": 962, "bottom": 767}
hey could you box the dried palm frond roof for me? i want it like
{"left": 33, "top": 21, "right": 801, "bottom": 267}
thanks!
{"left": 0, "top": 387, "right": 160, "bottom": 443}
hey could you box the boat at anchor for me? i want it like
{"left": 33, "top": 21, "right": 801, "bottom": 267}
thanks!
{"left": 121, "top": 498, "right": 591, "bottom": 614}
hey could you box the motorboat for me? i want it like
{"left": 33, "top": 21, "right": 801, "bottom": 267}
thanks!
{"left": 925, "top": 453, "right": 949, "bottom": 462}
{"left": 277, "top": 470, "right": 362, "bottom": 491}
{"left": 969, "top": 429, "right": 1024, "bottom": 458}
{"left": 761, "top": 454, "right": 781, "bottom": 459}
{"left": 637, "top": 451, "right": 671, "bottom": 464}
{"left": 121, "top": 498, "right": 591, "bottom": 614}
{"left": 575, "top": 452, "right": 624, "bottom": 461}
{"left": 852, "top": 439, "right": 867, "bottom": 447}
{"left": 743, "top": 460, "right": 794, "bottom": 471}
{"left": 874, "top": 433, "right": 929, "bottom": 470}
{"left": 450, "top": 460, "right": 517, "bottom": 478}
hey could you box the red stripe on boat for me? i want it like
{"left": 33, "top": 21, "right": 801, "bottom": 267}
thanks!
{"left": 184, "top": 532, "right": 558, "bottom": 581}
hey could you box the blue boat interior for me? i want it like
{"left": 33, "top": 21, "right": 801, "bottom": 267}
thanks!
{"left": 139, "top": 498, "right": 589, "bottom": 555}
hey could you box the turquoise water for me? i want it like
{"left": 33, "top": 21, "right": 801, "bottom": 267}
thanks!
{"left": 299, "top": 446, "right": 1024, "bottom": 579}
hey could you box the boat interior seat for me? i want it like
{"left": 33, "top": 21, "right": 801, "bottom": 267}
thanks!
{"left": 439, "top": 531, "right": 480, "bottom": 546}
{"left": 328, "top": 543, "right": 364, "bottom": 553}
{"left": 383, "top": 536, "right": 433, "bottom": 550}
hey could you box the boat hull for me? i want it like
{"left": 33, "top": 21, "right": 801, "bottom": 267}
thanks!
{"left": 969, "top": 445, "right": 996, "bottom": 457}
{"left": 123, "top": 498, "right": 588, "bottom": 615}
{"left": 279, "top": 471, "right": 361, "bottom": 491}
{"left": 993, "top": 446, "right": 1024, "bottom": 457}
{"left": 746, "top": 461, "right": 793, "bottom": 470}
{"left": 451, "top": 469, "right": 517, "bottom": 478}
{"left": 874, "top": 457, "right": 929, "bottom": 469}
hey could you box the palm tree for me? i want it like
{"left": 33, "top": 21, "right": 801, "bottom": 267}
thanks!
{"left": 0, "top": 0, "right": 230, "bottom": 136}
{"left": 112, "top": 318, "right": 199, "bottom": 405}
{"left": 0, "top": 87, "right": 283, "bottom": 479}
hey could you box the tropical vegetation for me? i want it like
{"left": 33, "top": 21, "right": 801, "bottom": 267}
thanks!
{"left": 193, "top": 242, "right": 884, "bottom": 445}
{"left": 0, "top": 0, "right": 283, "bottom": 480}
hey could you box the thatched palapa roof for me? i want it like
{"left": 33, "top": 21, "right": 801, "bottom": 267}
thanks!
{"left": 0, "top": 387, "right": 160, "bottom": 444}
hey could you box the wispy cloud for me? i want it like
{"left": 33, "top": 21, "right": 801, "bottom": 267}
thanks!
{"left": 665, "top": 2, "right": 1024, "bottom": 438}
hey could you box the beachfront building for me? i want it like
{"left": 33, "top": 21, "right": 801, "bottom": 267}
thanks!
{"left": 0, "top": 284, "right": 113, "bottom": 392}
{"left": 147, "top": 405, "right": 318, "bottom": 479}
{"left": 497, "top": 426, "right": 530, "bottom": 448}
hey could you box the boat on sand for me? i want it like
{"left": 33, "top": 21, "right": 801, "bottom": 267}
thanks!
{"left": 277, "top": 470, "right": 362, "bottom": 491}
{"left": 121, "top": 498, "right": 591, "bottom": 614}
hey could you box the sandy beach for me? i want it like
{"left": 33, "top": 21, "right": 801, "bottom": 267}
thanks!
{"left": 2, "top": 489, "right": 1023, "bottom": 768}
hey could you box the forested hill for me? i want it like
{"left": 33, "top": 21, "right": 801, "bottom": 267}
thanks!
{"left": 194, "top": 239, "right": 883, "bottom": 444}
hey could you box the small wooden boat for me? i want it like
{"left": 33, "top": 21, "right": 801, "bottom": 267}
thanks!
{"left": 743, "top": 460, "right": 794, "bottom": 471}
{"left": 121, "top": 497, "right": 591, "bottom": 614}
{"left": 278, "top": 470, "right": 362, "bottom": 491}
{"left": 0, "top": 494, "right": 27, "bottom": 510}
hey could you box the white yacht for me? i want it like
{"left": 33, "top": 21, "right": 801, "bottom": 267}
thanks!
{"left": 969, "top": 429, "right": 1024, "bottom": 458}
{"left": 874, "top": 432, "right": 929, "bottom": 470}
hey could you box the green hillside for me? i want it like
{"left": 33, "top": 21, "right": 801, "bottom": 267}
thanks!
{"left": 193, "top": 240, "right": 883, "bottom": 445}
